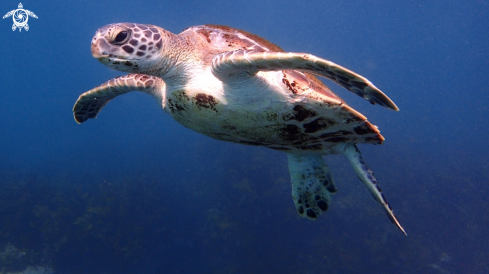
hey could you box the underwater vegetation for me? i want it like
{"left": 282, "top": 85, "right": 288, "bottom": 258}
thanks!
{"left": 0, "top": 143, "right": 487, "bottom": 273}
{"left": 0, "top": 172, "right": 171, "bottom": 273}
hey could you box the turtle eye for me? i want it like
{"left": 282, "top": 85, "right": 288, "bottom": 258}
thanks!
{"left": 113, "top": 30, "right": 130, "bottom": 45}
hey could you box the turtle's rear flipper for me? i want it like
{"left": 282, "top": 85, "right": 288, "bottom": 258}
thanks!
{"left": 12, "top": 24, "right": 16, "bottom": 31}
{"left": 286, "top": 153, "right": 337, "bottom": 219}
{"left": 73, "top": 74, "right": 166, "bottom": 124}
{"left": 335, "top": 144, "right": 407, "bottom": 235}
{"left": 211, "top": 50, "right": 398, "bottom": 111}
{"left": 24, "top": 23, "right": 29, "bottom": 31}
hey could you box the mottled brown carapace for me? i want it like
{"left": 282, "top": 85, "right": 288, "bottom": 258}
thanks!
{"left": 166, "top": 25, "right": 385, "bottom": 152}
{"left": 188, "top": 25, "right": 350, "bottom": 104}
{"left": 202, "top": 24, "right": 285, "bottom": 52}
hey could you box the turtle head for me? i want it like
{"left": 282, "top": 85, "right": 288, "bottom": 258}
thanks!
{"left": 91, "top": 23, "right": 179, "bottom": 75}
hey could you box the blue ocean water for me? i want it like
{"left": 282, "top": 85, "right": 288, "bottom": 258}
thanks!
{"left": 0, "top": 0, "right": 488, "bottom": 273}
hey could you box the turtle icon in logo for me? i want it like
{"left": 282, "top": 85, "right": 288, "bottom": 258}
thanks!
{"left": 3, "top": 3, "right": 38, "bottom": 32}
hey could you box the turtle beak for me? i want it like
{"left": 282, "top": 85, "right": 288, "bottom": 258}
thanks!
{"left": 91, "top": 37, "right": 112, "bottom": 59}
{"left": 91, "top": 42, "right": 102, "bottom": 58}
{"left": 91, "top": 40, "right": 112, "bottom": 66}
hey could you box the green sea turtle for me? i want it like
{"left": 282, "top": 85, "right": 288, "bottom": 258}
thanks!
{"left": 73, "top": 23, "right": 406, "bottom": 235}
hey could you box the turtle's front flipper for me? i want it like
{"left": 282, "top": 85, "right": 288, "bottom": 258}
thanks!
{"left": 211, "top": 50, "right": 398, "bottom": 111}
{"left": 335, "top": 144, "right": 407, "bottom": 235}
{"left": 286, "top": 153, "right": 338, "bottom": 219}
{"left": 25, "top": 10, "right": 38, "bottom": 19}
{"left": 73, "top": 73, "right": 166, "bottom": 124}
{"left": 3, "top": 10, "right": 14, "bottom": 19}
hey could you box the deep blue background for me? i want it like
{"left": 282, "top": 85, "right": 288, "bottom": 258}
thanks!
{"left": 0, "top": 0, "right": 488, "bottom": 273}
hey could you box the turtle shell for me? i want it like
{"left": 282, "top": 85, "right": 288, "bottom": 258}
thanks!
{"left": 180, "top": 25, "right": 347, "bottom": 105}
{"left": 183, "top": 24, "right": 284, "bottom": 52}
{"left": 177, "top": 25, "right": 384, "bottom": 148}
